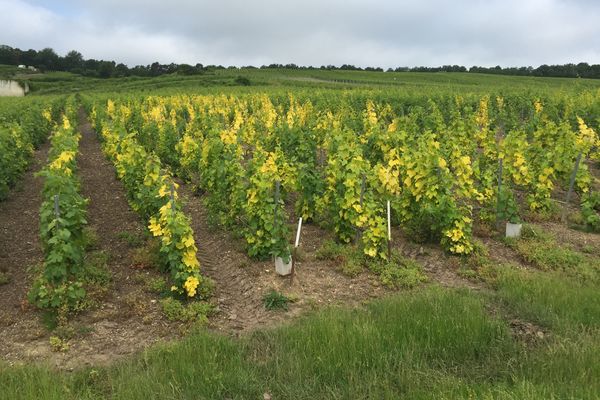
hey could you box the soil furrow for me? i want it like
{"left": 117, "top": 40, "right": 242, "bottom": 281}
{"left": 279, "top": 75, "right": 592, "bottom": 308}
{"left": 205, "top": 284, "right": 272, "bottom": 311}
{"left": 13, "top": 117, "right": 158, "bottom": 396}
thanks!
{"left": 0, "top": 141, "right": 50, "bottom": 360}
{"left": 57, "top": 109, "right": 178, "bottom": 369}
{"left": 177, "top": 184, "right": 295, "bottom": 332}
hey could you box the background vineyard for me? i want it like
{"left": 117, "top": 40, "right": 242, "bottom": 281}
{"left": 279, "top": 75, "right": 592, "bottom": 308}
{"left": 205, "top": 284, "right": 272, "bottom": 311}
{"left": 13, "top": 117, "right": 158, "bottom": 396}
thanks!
{"left": 86, "top": 91, "right": 599, "bottom": 261}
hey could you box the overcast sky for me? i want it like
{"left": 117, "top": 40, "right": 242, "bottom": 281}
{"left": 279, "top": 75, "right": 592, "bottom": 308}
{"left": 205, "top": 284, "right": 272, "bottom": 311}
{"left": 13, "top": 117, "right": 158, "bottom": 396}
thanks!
{"left": 2, "top": 0, "right": 599, "bottom": 68}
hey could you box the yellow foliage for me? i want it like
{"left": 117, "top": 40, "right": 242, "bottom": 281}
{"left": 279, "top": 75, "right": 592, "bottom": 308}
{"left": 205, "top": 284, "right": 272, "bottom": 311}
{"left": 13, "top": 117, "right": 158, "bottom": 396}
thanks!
{"left": 183, "top": 276, "right": 200, "bottom": 297}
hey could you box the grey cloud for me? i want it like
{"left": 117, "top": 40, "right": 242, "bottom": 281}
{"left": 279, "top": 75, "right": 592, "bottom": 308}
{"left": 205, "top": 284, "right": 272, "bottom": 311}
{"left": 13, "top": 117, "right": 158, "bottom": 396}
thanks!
{"left": 3, "top": 0, "right": 600, "bottom": 67}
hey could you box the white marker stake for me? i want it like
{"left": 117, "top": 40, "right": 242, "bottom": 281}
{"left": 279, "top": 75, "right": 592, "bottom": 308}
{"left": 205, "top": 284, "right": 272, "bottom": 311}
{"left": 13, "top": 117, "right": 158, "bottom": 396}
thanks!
{"left": 295, "top": 217, "right": 303, "bottom": 248}
{"left": 387, "top": 201, "right": 391, "bottom": 240}
{"left": 387, "top": 200, "right": 392, "bottom": 259}
{"left": 289, "top": 217, "right": 303, "bottom": 283}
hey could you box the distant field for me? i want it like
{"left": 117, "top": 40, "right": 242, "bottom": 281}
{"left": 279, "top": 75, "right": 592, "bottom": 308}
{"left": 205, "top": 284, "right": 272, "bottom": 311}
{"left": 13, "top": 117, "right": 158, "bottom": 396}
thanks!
{"left": 4, "top": 64, "right": 599, "bottom": 95}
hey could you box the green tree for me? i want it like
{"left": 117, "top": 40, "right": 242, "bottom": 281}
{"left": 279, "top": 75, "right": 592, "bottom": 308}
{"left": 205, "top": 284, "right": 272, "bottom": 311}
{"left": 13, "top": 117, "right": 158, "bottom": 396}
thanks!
{"left": 62, "top": 50, "right": 83, "bottom": 71}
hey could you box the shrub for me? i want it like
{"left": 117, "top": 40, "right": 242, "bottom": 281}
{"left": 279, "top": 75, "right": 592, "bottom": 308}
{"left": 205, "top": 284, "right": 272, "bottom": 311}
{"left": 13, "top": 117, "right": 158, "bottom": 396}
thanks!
{"left": 581, "top": 191, "right": 600, "bottom": 232}
{"left": 234, "top": 76, "right": 251, "bottom": 86}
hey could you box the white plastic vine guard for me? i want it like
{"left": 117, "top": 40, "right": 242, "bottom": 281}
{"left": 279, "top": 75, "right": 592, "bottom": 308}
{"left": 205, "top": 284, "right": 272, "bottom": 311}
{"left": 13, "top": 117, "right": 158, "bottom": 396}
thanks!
{"left": 275, "top": 256, "right": 292, "bottom": 276}
{"left": 505, "top": 222, "right": 522, "bottom": 238}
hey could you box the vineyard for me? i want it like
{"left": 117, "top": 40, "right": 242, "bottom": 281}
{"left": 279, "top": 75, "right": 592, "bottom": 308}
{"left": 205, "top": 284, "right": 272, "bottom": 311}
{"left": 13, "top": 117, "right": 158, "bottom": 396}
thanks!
{"left": 0, "top": 72, "right": 599, "bottom": 399}
{"left": 86, "top": 92, "right": 600, "bottom": 260}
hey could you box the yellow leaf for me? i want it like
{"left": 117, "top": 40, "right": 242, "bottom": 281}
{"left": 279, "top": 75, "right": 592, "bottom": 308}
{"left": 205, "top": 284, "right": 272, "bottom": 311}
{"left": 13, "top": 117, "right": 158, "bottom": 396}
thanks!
{"left": 183, "top": 276, "right": 200, "bottom": 297}
{"left": 182, "top": 235, "right": 195, "bottom": 248}
{"left": 148, "top": 218, "right": 162, "bottom": 236}
{"left": 182, "top": 249, "right": 200, "bottom": 270}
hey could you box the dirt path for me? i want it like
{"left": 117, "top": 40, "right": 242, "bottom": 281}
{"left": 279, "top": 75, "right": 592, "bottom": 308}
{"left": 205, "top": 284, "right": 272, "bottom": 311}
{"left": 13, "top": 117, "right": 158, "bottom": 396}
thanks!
{"left": 536, "top": 221, "right": 600, "bottom": 253}
{"left": 0, "top": 111, "right": 181, "bottom": 369}
{"left": 178, "top": 184, "right": 393, "bottom": 333}
{"left": 60, "top": 109, "right": 178, "bottom": 368}
{"left": 0, "top": 141, "right": 49, "bottom": 358}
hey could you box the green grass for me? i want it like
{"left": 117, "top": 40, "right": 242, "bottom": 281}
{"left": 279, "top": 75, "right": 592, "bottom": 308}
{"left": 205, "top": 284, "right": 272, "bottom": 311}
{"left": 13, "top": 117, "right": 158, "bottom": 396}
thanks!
{"left": 506, "top": 224, "right": 600, "bottom": 282}
{"left": 12, "top": 65, "right": 600, "bottom": 97}
{"left": 490, "top": 266, "right": 600, "bottom": 398}
{"left": 493, "top": 266, "right": 600, "bottom": 332}
{"left": 0, "top": 64, "right": 22, "bottom": 78}
{"left": 256, "top": 288, "right": 512, "bottom": 399}
{"left": 1, "top": 282, "right": 598, "bottom": 399}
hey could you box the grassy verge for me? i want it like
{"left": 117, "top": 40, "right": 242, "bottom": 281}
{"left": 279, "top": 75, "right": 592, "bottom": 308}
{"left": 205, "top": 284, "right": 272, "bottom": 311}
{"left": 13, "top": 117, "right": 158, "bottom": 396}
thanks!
{"left": 494, "top": 266, "right": 600, "bottom": 331}
{"left": 491, "top": 266, "right": 600, "bottom": 399}
{"left": 2, "top": 277, "right": 598, "bottom": 399}
{"left": 504, "top": 225, "right": 600, "bottom": 282}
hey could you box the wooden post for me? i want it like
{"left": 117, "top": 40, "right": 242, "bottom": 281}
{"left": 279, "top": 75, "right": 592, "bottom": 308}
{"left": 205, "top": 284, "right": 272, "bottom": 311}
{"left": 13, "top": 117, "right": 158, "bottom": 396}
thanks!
{"left": 294, "top": 217, "right": 303, "bottom": 248}
{"left": 53, "top": 194, "right": 60, "bottom": 219}
{"left": 273, "top": 180, "right": 281, "bottom": 259}
{"left": 273, "top": 180, "right": 293, "bottom": 276}
{"left": 317, "top": 147, "right": 325, "bottom": 167}
{"left": 170, "top": 182, "right": 176, "bottom": 212}
{"left": 562, "top": 151, "right": 583, "bottom": 223}
{"left": 355, "top": 174, "right": 366, "bottom": 244}
{"left": 359, "top": 174, "right": 366, "bottom": 208}
{"left": 496, "top": 127, "right": 504, "bottom": 230}
{"left": 274, "top": 180, "right": 280, "bottom": 220}
{"left": 496, "top": 157, "right": 503, "bottom": 226}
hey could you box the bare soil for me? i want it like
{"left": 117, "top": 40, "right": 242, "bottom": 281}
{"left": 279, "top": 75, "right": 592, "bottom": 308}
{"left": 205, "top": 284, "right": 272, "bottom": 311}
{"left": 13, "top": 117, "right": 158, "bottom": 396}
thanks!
{"left": 0, "top": 141, "right": 49, "bottom": 361}
{"left": 479, "top": 235, "right": 522, "bottom": 265}
{"left": 178, "top": 176, "right": 489, "bottom": 335}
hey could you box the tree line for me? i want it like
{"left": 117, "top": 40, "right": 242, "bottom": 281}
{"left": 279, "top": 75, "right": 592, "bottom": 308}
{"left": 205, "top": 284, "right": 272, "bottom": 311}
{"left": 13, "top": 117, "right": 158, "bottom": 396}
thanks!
{"left": 2, "top": 44, "right": 600, "bottom": 79}
{"left": 0, "top": 45, "right": 205, "bottom": 78}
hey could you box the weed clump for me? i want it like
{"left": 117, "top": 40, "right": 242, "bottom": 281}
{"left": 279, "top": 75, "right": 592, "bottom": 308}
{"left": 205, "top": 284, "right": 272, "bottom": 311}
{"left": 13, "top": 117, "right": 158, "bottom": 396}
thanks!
{"left": 117, "top": 230, "right": 145, "bottom": 247}
{"left": 366, "top": 253, "right": 428, "bottom": 289}
{"left": 580, "top": 191, "right": 600, "bottom": 232}
{"left": 145, "top": 276, "right": 168, "bottom": 294}
{"left": 131, "top": 239, "right": 161, "bottom": 269}
{"left": 49, "top": 336, "right": 69, "bottom": 352}
{"left": 160, "top": 297, "right": 213, "bottom": 323}
{"left": 457, "top": 240, "right": 498, "bottom": 284}
{"left": 263, "top": 290, "right": 290, "bottom": 311}
{"left": 0, "top": 271, "right": 10, "bottom": 285}
{"left": 316, "top": 239, "right": 363, "bottom": 277}
{"left": 505, "top": 224, "right": 598, "bottom": 282}
{"left": 316, "top": 240, "right": 428, "bottom": 288}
